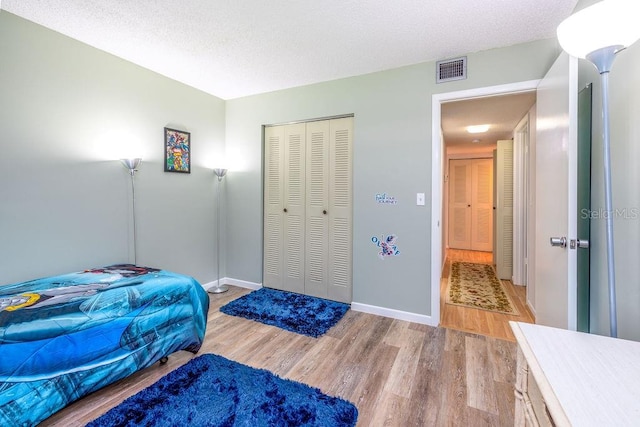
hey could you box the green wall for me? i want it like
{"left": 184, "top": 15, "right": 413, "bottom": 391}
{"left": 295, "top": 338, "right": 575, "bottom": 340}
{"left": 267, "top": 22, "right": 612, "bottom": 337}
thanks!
{"left": 225, "top": 39, "right": 561, "bottom": 317}
{"left": 0, "top": 11, "right": 226, "bottom": 285}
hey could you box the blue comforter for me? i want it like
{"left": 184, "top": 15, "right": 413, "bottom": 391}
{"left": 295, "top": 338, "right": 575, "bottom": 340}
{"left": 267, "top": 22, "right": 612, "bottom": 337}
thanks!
{"left": 0, "top": 264, "right": 209, "bottom": 426}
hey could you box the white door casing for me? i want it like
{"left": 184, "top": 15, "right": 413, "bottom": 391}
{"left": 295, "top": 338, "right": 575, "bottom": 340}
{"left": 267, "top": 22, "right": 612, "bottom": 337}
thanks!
{"left": 534, "top": 51, "right": 578, "bottom": 330}
{"left": 513, "top": 114, "right": 530, "bottom": 287}
{"left": 431, "top": 80, "right": 541, "bottom": 328}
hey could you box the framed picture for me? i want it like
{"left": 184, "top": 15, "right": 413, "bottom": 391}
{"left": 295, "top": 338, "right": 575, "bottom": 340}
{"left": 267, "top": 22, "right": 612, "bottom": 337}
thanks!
{"left": 164, "top": 127, "right": 191, "bottom": 173}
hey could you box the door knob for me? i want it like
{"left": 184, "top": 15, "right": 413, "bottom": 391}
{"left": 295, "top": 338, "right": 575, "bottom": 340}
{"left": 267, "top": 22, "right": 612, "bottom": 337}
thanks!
{"left": 577, "top": 239, "right": 589, "bottom": 249}
{"left": 550, "top": 237, "right": 567, "bottom": 248}
{"left": 570, "top": 239, "right": 589, "bottom": 249}
{"left": 323, "top": 210, "right": 327, "bottom": 215}
{"left": 283, "top": 208, "right": 287, "bottom": 213}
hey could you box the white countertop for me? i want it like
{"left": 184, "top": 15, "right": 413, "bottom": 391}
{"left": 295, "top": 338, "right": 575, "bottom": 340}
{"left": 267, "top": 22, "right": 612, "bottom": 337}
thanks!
{"left": 510, "top": 322, "right": 640, "bottom": 426}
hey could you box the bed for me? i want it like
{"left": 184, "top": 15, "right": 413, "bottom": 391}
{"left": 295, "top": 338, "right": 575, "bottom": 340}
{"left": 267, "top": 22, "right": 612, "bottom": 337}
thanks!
{"left": 0, "top": 264, "right": 209, "bottom": 426}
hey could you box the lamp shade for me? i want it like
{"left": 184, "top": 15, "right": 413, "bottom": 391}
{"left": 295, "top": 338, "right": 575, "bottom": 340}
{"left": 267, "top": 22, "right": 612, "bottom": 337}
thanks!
{"left": 557, "top": 0, "right": 640, "bottom": 58}
{"left": 213, "top": 168, "right": 228, "bottom": 179}
{"left": 121, "top": 158, "right": 142, "bottom": 171}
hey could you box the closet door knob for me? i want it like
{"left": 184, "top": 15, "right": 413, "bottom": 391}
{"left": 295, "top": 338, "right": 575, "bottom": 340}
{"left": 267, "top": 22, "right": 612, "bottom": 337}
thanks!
{"left": 283, "top": 208, "right": 288, "bottom": 213}
{"left": 323, "top": 210, "right": 327, "bottom": 215}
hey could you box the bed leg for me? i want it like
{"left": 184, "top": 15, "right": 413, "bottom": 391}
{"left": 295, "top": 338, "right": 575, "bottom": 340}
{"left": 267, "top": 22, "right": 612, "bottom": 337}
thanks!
{"left": 160, "top": 356, "right": 168, "bottom": 364}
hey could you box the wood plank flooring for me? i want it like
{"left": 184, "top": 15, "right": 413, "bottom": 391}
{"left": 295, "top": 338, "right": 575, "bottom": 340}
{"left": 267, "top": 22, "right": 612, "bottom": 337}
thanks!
{"left": 41, "top": 286, "right": 518, "bottom": 426}
{"left": 440, "top": 249, "right": 535, "bottom": 341}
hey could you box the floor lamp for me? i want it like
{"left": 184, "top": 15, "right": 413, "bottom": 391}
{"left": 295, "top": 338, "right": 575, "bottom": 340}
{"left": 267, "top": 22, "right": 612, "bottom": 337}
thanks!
{"left": 557, "top": 0, "right": 640, "bottom": 338}
{"left": 121, "top": 158, "right": 142, "bottom": 265}
{"left": 210, "top": 168, "right": 229, "bottom": 293}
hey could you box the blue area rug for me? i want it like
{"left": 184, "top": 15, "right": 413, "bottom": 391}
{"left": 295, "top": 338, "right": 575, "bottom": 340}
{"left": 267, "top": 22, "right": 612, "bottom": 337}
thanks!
{"left": 87, "top": 354, "right": 358, "bottom": 427}
{"left": 220, "top": 288, "right": 350, "bottom": 338}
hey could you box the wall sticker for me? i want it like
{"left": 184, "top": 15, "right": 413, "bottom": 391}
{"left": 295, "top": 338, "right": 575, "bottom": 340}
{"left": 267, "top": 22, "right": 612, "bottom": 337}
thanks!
{"left": 375, "top": 193, "right": 398, "bottom": 205}
{"left": 372, "top": 234, "right": 400, "bottom": 259}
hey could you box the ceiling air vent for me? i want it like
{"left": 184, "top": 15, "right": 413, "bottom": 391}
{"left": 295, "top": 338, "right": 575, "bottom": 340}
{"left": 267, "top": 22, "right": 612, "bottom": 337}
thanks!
{"left": 436, "top": 56, "right": 467, "bottom": 83}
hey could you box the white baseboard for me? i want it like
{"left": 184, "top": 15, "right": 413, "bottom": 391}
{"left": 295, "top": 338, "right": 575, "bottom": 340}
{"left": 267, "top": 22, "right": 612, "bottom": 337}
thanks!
{"left": 226, "top": 277, "right": 262, "bottom": 290}
{"left": 202, "top": 277, "right": 262, "bottom": 292}
{"left": 527, "top": 300, "right": 536, "bottom": 318}
{"left": 203, "top": 279, "right": 436, "bottom": 327}
{"left": 351, "top": 302, "right": 437, "bottom": 326}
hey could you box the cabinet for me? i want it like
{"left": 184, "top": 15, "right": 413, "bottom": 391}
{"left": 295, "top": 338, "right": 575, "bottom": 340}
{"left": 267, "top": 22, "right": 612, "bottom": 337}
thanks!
{"left": 263, "top": 117, "right": 353, "bottom": 303}
{"left": 511, "top": 321, "right": 640, "bottom": 427}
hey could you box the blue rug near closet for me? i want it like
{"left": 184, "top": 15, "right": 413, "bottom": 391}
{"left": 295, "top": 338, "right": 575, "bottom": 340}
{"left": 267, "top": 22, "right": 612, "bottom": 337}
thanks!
{"left": 86, "top": 354, "right": 358, "bottom": 427}
{"left": 220, "top": 288, "right": 349, "bottom": 338}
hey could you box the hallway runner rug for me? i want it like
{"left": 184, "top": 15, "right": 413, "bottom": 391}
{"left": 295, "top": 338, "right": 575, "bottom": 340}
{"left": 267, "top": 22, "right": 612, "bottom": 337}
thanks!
{"left": 447, "top": 262, "right": 519, "bottom": 315}
{"left": 87, "top": 353, "right": 358, "bottom": 427}
{"left": 220, "top": 287, "right": 350, "bottom": 338}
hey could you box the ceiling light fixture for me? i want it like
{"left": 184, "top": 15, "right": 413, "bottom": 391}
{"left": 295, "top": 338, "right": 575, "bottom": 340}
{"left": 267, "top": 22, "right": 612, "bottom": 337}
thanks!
{"left": 466, "top": 124, "right": 490, "bottom": 134}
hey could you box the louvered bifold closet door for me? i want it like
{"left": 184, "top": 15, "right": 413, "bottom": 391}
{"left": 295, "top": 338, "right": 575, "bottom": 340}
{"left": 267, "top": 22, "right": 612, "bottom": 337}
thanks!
{"left": 471, "top": 159, "right": 494, "bottom": 252}
{"left": 496, "top": 140, "right": 514, "bottom": 280}
{"left": 327, "top": 117, "right": 352, "bottom": 303}
{"left": 264, "top": 117, "right": 352, "bottom": 303}
{"left": 263, "top": 126, "right": 284, "bottom": 289}
{"left": 448, "top": 160, "right": 472, "bottom": 250}
{"left": 282, "top": 124, "right": 306, "bottom": 293}
{"left": 304, "top": 120, "right": 330, "bottom": 299}
{"left": 263, "top": 124, "right": 306, "bottom": 293}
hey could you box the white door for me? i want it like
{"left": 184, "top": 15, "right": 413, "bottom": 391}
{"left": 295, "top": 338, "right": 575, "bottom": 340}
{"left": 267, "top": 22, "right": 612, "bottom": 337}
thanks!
{"left": 496, "top": 140, "right": 513, "bottom": 280}
{"left": 449, "top": 159, "right": 493, "bottom": 251}
{"left": 264, "top": 118, "right": 353, "bottom": 303}
{"left": 534, "top": 51, "right": 578, "bottom": 330}
{"left": 305, "top": 120, "right": 330, "bottom": 299}
{"left": 449, "top": 160, "right": 472, "bottom": 249}
{"left": 327, "top": 117, "right": 353, "bottom": 303}
{"left": 470, "top": 159, "right": 493, "bottom": 252}
{"left": 263, "top": 126, "right": 284, "bottom": 289}
{"left": 304, "top": 118, "right": 353, "bottom": 303}
{"left": 263, "top": 123, "right": 306, "bottom": 294}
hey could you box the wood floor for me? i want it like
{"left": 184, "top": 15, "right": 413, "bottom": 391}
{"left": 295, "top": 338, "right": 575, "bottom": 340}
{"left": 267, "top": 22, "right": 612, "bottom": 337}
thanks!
{"left": 440, "top": 249, "right": 535, "bottom": 341}
{"left": 42, "top": 285, "right": 518, "bottom": 426}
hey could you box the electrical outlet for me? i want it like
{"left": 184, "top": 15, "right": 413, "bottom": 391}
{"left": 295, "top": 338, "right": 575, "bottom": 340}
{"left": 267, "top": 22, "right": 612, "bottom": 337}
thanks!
{"left": 416, "top": 193, "right": 425, "bottom": 206}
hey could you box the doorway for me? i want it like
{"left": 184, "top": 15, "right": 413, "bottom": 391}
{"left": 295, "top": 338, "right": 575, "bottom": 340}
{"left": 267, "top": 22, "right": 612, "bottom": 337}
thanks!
{"left": 430, "top": 80, "right": 541, "bottom": 331}
{"left": 440, "top": 91, "right": 536, "bottom": 337}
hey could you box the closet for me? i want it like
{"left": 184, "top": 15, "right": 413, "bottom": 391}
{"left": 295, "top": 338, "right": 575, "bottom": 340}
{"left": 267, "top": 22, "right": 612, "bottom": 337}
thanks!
{"left": 263, "top": 116, "right": 353, "bottom": 303}
{"left": 448, "top": 158, "right": 493, "bottom": 252}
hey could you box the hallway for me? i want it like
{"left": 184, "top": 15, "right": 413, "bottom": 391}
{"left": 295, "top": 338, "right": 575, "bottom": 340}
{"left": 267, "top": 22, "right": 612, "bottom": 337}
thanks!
{"left": 440, "top": 249, "right": 534, "bottom": 341}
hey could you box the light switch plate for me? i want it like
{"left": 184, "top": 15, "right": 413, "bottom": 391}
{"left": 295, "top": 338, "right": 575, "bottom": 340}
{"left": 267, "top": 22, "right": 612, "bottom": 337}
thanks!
{"left": 416, "top": 193, "right": 425, "bottom": 206}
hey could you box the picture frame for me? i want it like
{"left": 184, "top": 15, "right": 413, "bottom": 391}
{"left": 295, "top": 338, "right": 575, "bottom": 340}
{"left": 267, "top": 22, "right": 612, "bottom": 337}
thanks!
{"left": 164, "top": 127, "right": 191, "bottom": 173}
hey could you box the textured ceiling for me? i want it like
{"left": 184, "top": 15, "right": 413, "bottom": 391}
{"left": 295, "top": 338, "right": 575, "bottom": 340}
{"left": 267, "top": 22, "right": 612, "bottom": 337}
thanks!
{"left": 1, "top": 0, "right": 578, "bottom": 100}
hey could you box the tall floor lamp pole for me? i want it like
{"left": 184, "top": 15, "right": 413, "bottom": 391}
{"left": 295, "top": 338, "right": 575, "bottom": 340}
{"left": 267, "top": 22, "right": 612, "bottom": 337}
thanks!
{"left": 558, "top": 0, "right": 640, "bottom": 337}
{"left": 121, "top": 158, "right": 142, "bottom": 266}
{"left": 210, "top": 168, "right": 229, "bottom": 293}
